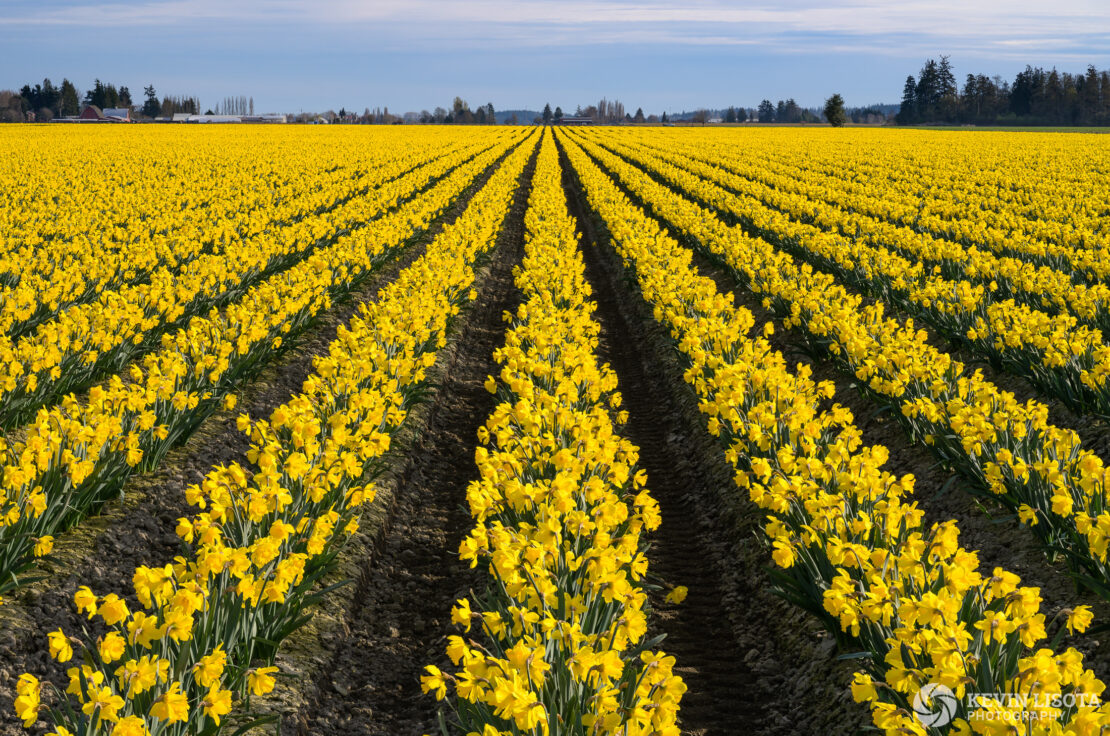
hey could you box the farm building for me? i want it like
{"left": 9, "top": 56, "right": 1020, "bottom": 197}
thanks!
{"left": 77, "top": 106, "right": 132, "bottom": 122}
{"left": 557, "top": 116, "right": 592, "bottom": 125}
{"left": 185, "top": 115, "right": 242, "bottom": 123}
{"left": 169, "top": 113, "right": 285, "bottom": 123}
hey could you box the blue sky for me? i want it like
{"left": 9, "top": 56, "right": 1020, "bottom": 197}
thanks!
{"left": 2, "top": 0, "right": 1108, "bottom": 114}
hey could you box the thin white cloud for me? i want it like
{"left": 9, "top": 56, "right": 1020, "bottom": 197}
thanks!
{"left": 2, "top": 0, "right": 1107, "bottom": 57}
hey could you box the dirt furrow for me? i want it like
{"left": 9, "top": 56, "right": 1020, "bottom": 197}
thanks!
{"left": 0, "top": 144, "right": 520, "bottom": 736}
{"left": 286, "top": 144, "right": 537, "bottom": 736}
{"left": 557, "top": 134, "right": 863, "bottom": 736}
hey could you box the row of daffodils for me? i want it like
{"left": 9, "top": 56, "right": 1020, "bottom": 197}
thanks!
{"left": 423, "top": 131, "right": 685, "bottom": 736}
{"left": 0, "top": 130, "right": 528, "bottom": 601}
{"left": 14, "top": 130, "right": 538, "bottom": 735}
{"left": 559, "top": 129, "right": 1110, "bottom": 735}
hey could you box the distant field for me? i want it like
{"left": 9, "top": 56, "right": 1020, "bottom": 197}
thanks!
{"left": 675, "top": 122, "right": 1110, "bottom": 131}
{"left": 4, "top": 124, "right": 1110, "bottom": 735}
{"left": 905, "top": 124, "right": 1110, "bottom": 132}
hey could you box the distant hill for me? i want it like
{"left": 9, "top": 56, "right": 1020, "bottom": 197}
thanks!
{"left": 860, "top": 103, "right": 900, "bottom": 115}
{"left": 495, "top": 109, "right": 540, "bottom": 124}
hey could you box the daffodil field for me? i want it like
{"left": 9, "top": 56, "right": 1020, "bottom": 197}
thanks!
{"left": 4, "top": 123, "right": 1110, "bottom": 735}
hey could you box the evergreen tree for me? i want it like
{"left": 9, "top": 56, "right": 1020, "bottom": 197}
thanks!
{"left": 554, "top": 106, "right": 563, "bottom": 121}
{"left": 42, "top": 79, "right": 60, "bottom": 114}
{"left": 1010, "top": 65, "right": 1038, "bottom": 117}
{"left": 757, "top": 99, "right": 775, "bottom": 123}
{"left": 937, "top": 56, "right": 958, "bottom": 120}
{"left": 1081, "top": 66, "right": 1100, "bottom": 123}
{"left": 60, "top": 79, "right": 80, "bottom": 117}
{"left": 542, "top": 103, "right": 552, "bottom": 124}
{"left": 916, "top": 58, "right": 941, "bottom": 119}
{"left": 27, "top": 78, "right": 62, "bottom": 117}
{"left": 142, "top": 85, "right": 161, "bottom": 118}
{"left": 633, "top": 106, "right": 645, "bottom": 123}
{"left": 897, "top": 75, "right": 918, "bottom": 123}
{"left": 783, "top": 98, "right": 801, "bottom": 123}
{"left": 823, "top": 93, "right": 847, "bottom": 127}
{"left": 1043, "top": 68, "right": 1064, "bottom": 121}
{"left": 84, "top": 79, "right": 107, "bottom": 108}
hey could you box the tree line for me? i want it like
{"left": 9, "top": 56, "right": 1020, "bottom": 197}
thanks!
{"left": 757, "top": 99, "right": 817, "bottom": 123}
{"left": 138, "top": 86, "right": 203, "bottom": 117}
{"left": 324, "top": 98, "right": 502, "bottom": 125}
{"left": 2, "top": 78, "right": 87, "bottom": 122}
{"left": 898, "top": 57, "right": 1110, "bottom": 125}
{"left": 408, "top": 97, "right": 499, "bottom": 124}
{"left": 0, "top": 77, "right": 231, "bottom": 122}
{"left": 526, "top": 100, "right": 652, "bottom": 124}
{"left": 0, "top": 80, "right": 865, "bottom": 128}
